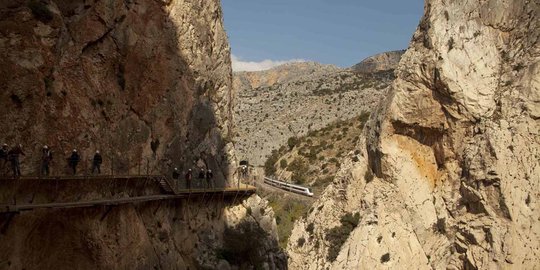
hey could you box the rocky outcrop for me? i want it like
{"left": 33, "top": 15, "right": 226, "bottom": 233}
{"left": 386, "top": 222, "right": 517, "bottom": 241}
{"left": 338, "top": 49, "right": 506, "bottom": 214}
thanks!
{"left": 288, "top": 0, "right": 539, "bottom": 269}
{"left": 352, "top": 50, "right": 405, "bottom": 73}
{"left": 234, "top": 62, "right": 392, "bottom": 166}
{"left": 0, "top": 0, "right": 236, "bottom": 183}
{"left": 0, "top": 193, "right": 285, "bottom": 269}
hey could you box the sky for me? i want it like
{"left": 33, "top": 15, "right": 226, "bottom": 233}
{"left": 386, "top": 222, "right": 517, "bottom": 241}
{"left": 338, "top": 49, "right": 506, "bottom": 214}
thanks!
{"left": 221, "top": 0, "right": 424, "bottom": 71}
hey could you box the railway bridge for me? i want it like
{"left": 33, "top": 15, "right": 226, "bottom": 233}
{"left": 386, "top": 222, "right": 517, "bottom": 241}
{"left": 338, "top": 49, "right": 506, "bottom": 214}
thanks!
{"left": 0, "top": 175, "right": 256, "bottom": 214}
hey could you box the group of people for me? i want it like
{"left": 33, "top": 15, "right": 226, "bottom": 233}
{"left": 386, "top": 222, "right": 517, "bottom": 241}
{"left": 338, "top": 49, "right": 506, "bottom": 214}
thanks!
{"left": 0, "top": 143, "right": 103, "bottom": 177}
{"left": 173, "top": 167, "right": 214, "bottom": 189}
{"left": 0, "top": 144, "right": 25, "bottom": 177}
{"left": 0, "top": 143, "right": 215, "bottom": 189}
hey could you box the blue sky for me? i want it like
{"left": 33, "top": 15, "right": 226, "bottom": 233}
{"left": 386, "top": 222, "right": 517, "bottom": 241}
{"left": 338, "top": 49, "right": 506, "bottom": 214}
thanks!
{"left": 221, "top": 0, "right": 424, "bottom": 71}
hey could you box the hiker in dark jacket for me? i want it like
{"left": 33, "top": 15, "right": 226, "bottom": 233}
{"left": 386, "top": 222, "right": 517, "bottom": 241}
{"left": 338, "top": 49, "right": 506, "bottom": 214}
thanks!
{"left": 198, "top": 168, "right": 205, "bottom": 188}
{"left": 8, "top": 144, "right": 24, "bottom": 177}
{"left": 0, "top": 144, "right": 8, "bottom": 175}
{"left": 185, "top": 169, "right": 192, "bottom": 189}
{"left": 172, "top": 168, "right": 180, "bottom": 180}
{"left": 41, "top": 145, "right": 53, "bottom": 176}
{"left": 92, "top": 150, "right": 102, "bottom": 174}
{"left": 206, "top": 169, "right": 214, "bottom": 189}
{"left": 68, "top": 149, "right": 80, "bottom": 175}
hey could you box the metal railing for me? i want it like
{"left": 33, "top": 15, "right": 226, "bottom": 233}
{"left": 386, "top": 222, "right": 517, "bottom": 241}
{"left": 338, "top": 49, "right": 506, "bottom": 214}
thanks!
{"left": 0, "top": 155, "right": 158, "bottom": 180}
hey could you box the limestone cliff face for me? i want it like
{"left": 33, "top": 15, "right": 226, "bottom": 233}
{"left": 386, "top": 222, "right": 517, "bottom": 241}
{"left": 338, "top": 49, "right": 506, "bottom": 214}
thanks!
{"left": 288, "top": 0, "right": 539, "bottom": 269}
{"left": 0, "top": 0, "right": 236, "bottom": 182}
{"left": 352, "top": 50, "right": 405, "bottom": 73}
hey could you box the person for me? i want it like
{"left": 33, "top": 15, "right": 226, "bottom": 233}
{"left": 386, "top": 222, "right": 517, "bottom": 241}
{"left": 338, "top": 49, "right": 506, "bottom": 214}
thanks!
{"left": 0, "top": 144, "right": 8, "bottom": 175}
{"left": 41, "top": 145, "right": 53, "bottom": 176}
{"left": 92, "top": 150, "right": 102, "bottom": 174}
{"left": 7, "top": 144, "right": 24, "bottom": 177}
{"left": 185, "top": 169, "right": 192, "bottom": 189}
{"left": 68, "top": 149, "right": 80, "bottom": 175}
{"left": 172, "top": 167, "right": 180, "bottom": 180}
{"left": 198, "top": 168, "right": 205, "bottom": 188}
{"left": 206, "top": 169, "right": 214, "bottom": 189}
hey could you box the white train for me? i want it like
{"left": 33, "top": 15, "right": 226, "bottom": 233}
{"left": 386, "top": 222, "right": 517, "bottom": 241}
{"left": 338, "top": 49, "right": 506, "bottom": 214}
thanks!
{"left": 263, "top": 177, "right": 314, "bottom": 197}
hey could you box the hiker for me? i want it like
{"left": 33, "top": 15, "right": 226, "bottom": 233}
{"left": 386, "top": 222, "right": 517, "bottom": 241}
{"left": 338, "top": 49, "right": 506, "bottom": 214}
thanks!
{"left": 206, "top": 169, "right": 214, "bottom": 189}
{"left": 198, "top": 168, "right": 205, "bottom": 187}
{"left": 41, "top": 145, "right": 53, "bottom": 176}
{"left": 172, "top": 167, "right": 180, "bottom": 180}
{"left": 185, "top": 169, "right": 192, "bottom": 189}
{"left": 0, "top": 144, "right": 8, "bottom": 175}
{"left": 7, "top": 144, "right": 24, "bottom": 177}
{"left": 68, "top": 149, "right": 80, "bottom": 175}
{"left": 92, "top": 150, "right": 102, "bottom": 174}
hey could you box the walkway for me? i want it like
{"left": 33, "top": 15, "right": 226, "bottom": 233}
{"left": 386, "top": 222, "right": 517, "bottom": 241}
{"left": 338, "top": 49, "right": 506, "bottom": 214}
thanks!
{"left": 0, "top": 175, "right": 256, "bottom": 213}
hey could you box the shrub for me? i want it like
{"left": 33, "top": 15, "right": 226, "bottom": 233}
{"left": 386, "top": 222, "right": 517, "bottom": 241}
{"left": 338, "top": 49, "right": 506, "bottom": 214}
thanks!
{"left": 297, "top": 237, "right": 306, "bottom": 247}
{"left": 264, "top": 150, "right": 279, "bottom": 176}
{"left": 381, "top": 253, "right": 391, "bottom": 263}
{"left": 306, "top": 223, "right": 314, "bottom": 235}
{"left": 326, "top": 212, "right": 361, "bottom": 262}
{"left": 364, "top": 169, "right": 374, "bottom": 183}
{"left": 28, "top": 0, "right": 54, "bottom": 23}
{"left": 433, "top": 217, "right": 446, "bottom": 234}
{"left": 289, "top": 158, "right": 309, "bottom": 185}
{"left": 288, "top": 136, "right": 299, "bottom": 150}
{"left": 358, "top": 111, "right": 370, "bottom": 127}
{"left": 447, "top": 37, "right": 455, "bottom": 51}
{"left": 280, "top": 159, "right": 288, "bottom": 169}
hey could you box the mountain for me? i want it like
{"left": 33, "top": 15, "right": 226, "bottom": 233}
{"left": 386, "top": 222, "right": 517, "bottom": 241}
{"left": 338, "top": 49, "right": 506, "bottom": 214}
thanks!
{"left": 233, "top": 62, "right": 394, "bottom": 166}
{"left": 287, "top": 1, "right": 540, "bottom": 269}
{"left": 352, "top": 50, "right": 405, "bottom": 73}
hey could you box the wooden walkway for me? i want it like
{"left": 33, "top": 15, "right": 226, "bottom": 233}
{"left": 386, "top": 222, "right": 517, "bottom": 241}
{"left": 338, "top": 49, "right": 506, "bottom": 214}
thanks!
{"left": 0, "top": 175, "right": 256, "bottom": 213}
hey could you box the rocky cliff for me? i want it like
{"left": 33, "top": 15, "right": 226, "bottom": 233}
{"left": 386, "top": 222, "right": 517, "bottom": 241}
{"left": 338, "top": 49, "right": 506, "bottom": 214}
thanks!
{"left": 0, "top": 0, "right": 236, "bottom": 183}
{"left": 288, "top": 0, "right": 539, "bottom": 269}
{"left": 0, "top": 0, "right": 286, "bottom": 269}
{"left": 233, "top": 62, "right": 393, "bottom": 166}
{"left": 352, "top": 50, "right": 405, "bottom": 73}
{"left": 0, "top": 191, "right": 286, "bottom": 270}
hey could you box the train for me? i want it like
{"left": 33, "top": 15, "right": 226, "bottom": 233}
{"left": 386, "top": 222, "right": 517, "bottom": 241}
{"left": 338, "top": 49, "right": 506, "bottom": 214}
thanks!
{"left": 263, "top": 177, "right": 314, "bottom": 197}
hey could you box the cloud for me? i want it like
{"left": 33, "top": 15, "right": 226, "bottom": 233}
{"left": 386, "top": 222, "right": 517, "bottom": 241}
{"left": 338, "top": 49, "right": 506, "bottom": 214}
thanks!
{"left": 231, "top": 54, "right": 306, "bottom": 72}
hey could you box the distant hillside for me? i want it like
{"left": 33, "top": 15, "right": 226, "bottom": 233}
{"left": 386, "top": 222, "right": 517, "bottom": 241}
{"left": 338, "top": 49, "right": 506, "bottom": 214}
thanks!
{"left": 265, "top": 113, "right": 370, "bottom": 195}
{"left": 351, "top": 50, "right": 405, "bottom": 73}
{"left": 233, "top": 61, "right": 392, "bottom": 166}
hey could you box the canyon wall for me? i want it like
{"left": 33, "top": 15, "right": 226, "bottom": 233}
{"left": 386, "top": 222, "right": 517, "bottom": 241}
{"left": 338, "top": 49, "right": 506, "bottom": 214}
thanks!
{"left": 288, "top": 0, "right": 539, "bottom": 269}
{"left": 0, "top": 1, "right": 288, "bottom": 269}
{"left": 0, "top": 193, "right": 286, "bottom": 269}
{"left": 0, "top": 0, "right": 236, "bottom": 183}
